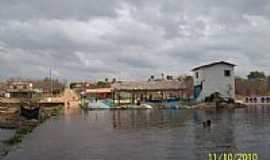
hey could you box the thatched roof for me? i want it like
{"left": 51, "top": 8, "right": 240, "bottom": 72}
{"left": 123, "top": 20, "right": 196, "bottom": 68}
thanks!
{"left": 85, "top": 88, "right": 112, "bottom": 93}
{"left": 112, "top": 80, "right": 185, "bottom": 92}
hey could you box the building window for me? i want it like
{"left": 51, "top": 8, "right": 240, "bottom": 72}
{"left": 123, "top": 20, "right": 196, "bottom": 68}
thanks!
{"left": 224, "top": 70, "right": 231, "bottom": 77}
{"left": 195, "top": 72, "right": 199, "bottom": 79}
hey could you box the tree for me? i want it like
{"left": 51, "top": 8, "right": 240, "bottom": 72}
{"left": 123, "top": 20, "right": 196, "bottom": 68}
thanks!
{"left": 43, "top": 77, "right": 50, "bottom": 81}
{"left": 96, "top": 81, "right": 108, "bottom": 88}
{"left": 183, "top": 75, "right": 193, "bottom": 82}
{"left": 161, "top": 73, "right": 164, "bottom": 80}
{"left": 266, "top": 76, "right": 270, "bottom": 91}
{"left": 166, "top": 75, "right": 173, "bottom": 80}
{"left": 247, "top": 71, "right": 266, "bottom": 81}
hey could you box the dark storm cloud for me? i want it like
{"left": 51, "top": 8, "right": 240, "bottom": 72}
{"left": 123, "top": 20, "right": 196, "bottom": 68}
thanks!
{"left": 1, "top": 0, "right": 270, "bottom": 80}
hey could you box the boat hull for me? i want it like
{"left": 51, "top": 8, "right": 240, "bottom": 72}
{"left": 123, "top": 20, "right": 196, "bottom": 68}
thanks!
{"left": 20, "top": 106, "right": 40, "bottom": 119}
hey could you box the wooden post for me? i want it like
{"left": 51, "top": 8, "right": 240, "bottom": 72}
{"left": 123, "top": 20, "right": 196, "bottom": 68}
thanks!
{"left": 118, "top": 92, "right": 120, "bottom": 106}
{"left": 132, "top": 93, "right": 135, "bottom": 104}
{"left": 180, "top": 89, "right": 183, "bottom": 99}
{"left": 112, "top": 91, "right": 115, "bottom": 104}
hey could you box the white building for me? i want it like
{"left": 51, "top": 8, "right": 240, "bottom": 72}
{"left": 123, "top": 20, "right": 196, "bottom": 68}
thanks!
{"left": 192, "top": 61, "right": 236, "bottom": 102}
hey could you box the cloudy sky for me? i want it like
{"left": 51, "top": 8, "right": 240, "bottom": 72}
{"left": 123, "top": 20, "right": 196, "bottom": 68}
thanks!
{"left": 0, "top": 0, "right": 270, "bottom": 81}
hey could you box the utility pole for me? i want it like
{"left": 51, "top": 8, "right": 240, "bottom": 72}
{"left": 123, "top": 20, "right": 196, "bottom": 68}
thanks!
{"left": 49, "top": 68, "right": 52, "bottom": 97}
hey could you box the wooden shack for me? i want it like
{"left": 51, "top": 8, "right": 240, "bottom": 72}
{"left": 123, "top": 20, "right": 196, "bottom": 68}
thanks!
{"left": 84, "top": 88, "right": 113, "bottom": 99}
{"left": 111, "top": 80, "right": 186, "bottom": 105}
{"left": 5, "top": 81, "right": 39, "bottom": 99}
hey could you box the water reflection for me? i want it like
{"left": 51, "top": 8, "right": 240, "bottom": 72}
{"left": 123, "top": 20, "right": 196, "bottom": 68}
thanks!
{"left": 0, "top": 129, "right": 15, "bottom": 142}
{"left": 193, "top": 110, "right": 237, "bottom": 159}
{"left": 111, "top": 110, "right": 192, "bottom": 129}
{"left": 4, "top": 106, "right": 270, "bottom": 160}
{"left": 0, "top": 129, "right": 15, "bottom": 159}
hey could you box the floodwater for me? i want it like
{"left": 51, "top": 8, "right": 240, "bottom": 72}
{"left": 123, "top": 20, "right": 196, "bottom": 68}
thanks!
{"left": 0, "top": 129, "right": 15, "bottom": 158}
{"left": 0, "top": 129, "right": 15, "bottom": 142}
{"left": 3, "top": 105, "right": 270, "bottom": 160}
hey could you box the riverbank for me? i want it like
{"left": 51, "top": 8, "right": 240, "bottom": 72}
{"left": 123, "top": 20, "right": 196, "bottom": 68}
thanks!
{"left": 0, "top": 105, "right": 64, "bottom": 158}
{"left": 186, "top": 101, "right": 247, "bottom": 110}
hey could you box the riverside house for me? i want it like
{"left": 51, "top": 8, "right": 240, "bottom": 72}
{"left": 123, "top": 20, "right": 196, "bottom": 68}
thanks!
{"left": 82, "top": 88, "right": 113, "bottom": 99}
{"left": 5, "top": 81, "right": 39, "bottom": 99}
{"left": 192, "top": 61, "right": 236, "bottom": 102}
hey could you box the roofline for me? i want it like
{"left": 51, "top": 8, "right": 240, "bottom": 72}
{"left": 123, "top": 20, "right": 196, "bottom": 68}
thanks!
{"left": 192, "top": 61, "right": 236, "bottom": 71}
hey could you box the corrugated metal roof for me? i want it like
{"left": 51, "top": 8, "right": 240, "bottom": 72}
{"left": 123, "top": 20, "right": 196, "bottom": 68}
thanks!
{"left": 192, "top": 61, "right": 236, "bottom": 71}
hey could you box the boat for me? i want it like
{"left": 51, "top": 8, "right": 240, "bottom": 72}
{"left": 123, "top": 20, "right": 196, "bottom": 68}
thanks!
{"left": 0, "top": 120, "right": 18, "bottom": 129}
{"left": 145, "top": 98, "right": 180, "bottom": 104}
{"left": 145, "top": 98, "right": 181, "bottom": 109}
{"left": 140, "top": 104, "right": 153, "bottom": 109}
{"left": 123, "top": 103, "right": 153, "bottom": 109}
{"left": 0, "top": 107, "right": 18, "bottom": 116}
{"left": 20, "top": 106, "right": 40, "bottom": 119}
{"left": 87, "top": 99, "right": 113, "bottom": 110}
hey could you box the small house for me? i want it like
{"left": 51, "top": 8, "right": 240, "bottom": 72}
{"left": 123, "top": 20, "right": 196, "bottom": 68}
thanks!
{"left": 69, "top": 81, "right": 92, "bottom": 90}
{"left": 192, "top": 61, "right": 236, "bottom": 102}
{"left": 5, "top": 81, "right": 37, "bottom": 99}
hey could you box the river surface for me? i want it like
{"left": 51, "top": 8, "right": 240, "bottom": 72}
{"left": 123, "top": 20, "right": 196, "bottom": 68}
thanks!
{"left": 3, "top": 105, "right": 270, "bottom": 160}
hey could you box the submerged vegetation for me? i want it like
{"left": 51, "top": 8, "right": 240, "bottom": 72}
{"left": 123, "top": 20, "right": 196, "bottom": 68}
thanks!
{"left": 3, "top": 126, "right": 34, "bottom": 146}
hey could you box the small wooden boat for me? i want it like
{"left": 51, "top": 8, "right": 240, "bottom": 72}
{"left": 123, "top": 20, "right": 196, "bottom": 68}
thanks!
{"left": 85, "top": 99, "right": 114, "bottom": 110}
{"left": 20, "top": 106, "right": 40, "bottom": 119}
{"left": 0, "top": 106, "right": 19, "bottom": 119}
{"left": 87, "top": 100, "right": 111, "bottom": 110}
{"left": 0, "top": 120, "right": 18, "bottom": 129}
{"left": 140, "top": 104, "right": 153, "bottom": 109}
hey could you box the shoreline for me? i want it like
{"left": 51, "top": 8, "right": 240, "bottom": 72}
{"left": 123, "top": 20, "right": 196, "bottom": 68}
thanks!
{"left": 0, "top": 105, "right": 64, "bottom": 158}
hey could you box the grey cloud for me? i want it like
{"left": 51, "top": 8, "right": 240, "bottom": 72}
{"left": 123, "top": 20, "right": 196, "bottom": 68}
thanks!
{"left": 1, "top": 0, "right": 270, "bottom": 80}
{"left": 0, "top": 0, "right": 121, "bottom": 20}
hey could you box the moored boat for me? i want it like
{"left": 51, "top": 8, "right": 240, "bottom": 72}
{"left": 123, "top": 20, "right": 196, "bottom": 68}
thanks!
{"left": 145, "top": 98, "right": 181, "bottom": 109}
{"left": 140, "top": 104, "right": 153, "bottom": 109}
{"left": 87, "top": 99, "right": 113, "bottom": 110}
{"left": 20, "top": 106, "right": 40, "bottom": 119}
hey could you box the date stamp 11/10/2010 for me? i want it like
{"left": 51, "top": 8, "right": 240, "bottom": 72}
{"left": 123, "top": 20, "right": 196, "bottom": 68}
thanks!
{"left": 208, "top": 153, "right": 259, "bottom": 160}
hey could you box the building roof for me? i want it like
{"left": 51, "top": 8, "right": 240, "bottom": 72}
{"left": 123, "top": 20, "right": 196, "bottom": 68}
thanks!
{"left": 85, "top": 88, "right": 112, "bottom": 93}
{"left": 112, "top": 80, "right": 185, "bottom": 91}
{"left": 192, "top": 61, "right": 236, "bottom": 71}
{"left": 6, "top": 88, "right": 36, "bottom": 93}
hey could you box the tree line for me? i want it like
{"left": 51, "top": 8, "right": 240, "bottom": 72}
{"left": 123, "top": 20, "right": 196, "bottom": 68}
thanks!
{"left": 236, "top": 71, "right": 270, "bottom": 96}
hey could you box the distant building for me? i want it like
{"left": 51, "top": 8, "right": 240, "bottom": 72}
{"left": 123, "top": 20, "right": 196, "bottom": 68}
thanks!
{"left": 5, "top": 81, "right": 37, "bottom": 99}
{"left": 69, "top": 81, "right": 92, "bottom": 90}
{"left": 82, "top": 88, "right": 113, "bottom": 99}
{"left": 33, "top": 80, "right": 65, "bottom": 96}
{"left": 0, "top": 82, "right": 7, "bottom": 97}
{"left": 192, "top": 61, "right": 236, "bottom": 102}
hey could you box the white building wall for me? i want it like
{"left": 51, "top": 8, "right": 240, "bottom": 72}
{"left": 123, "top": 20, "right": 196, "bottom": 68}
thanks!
{"left": 194, "top": 64, "right": 235, "bottom": 101}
